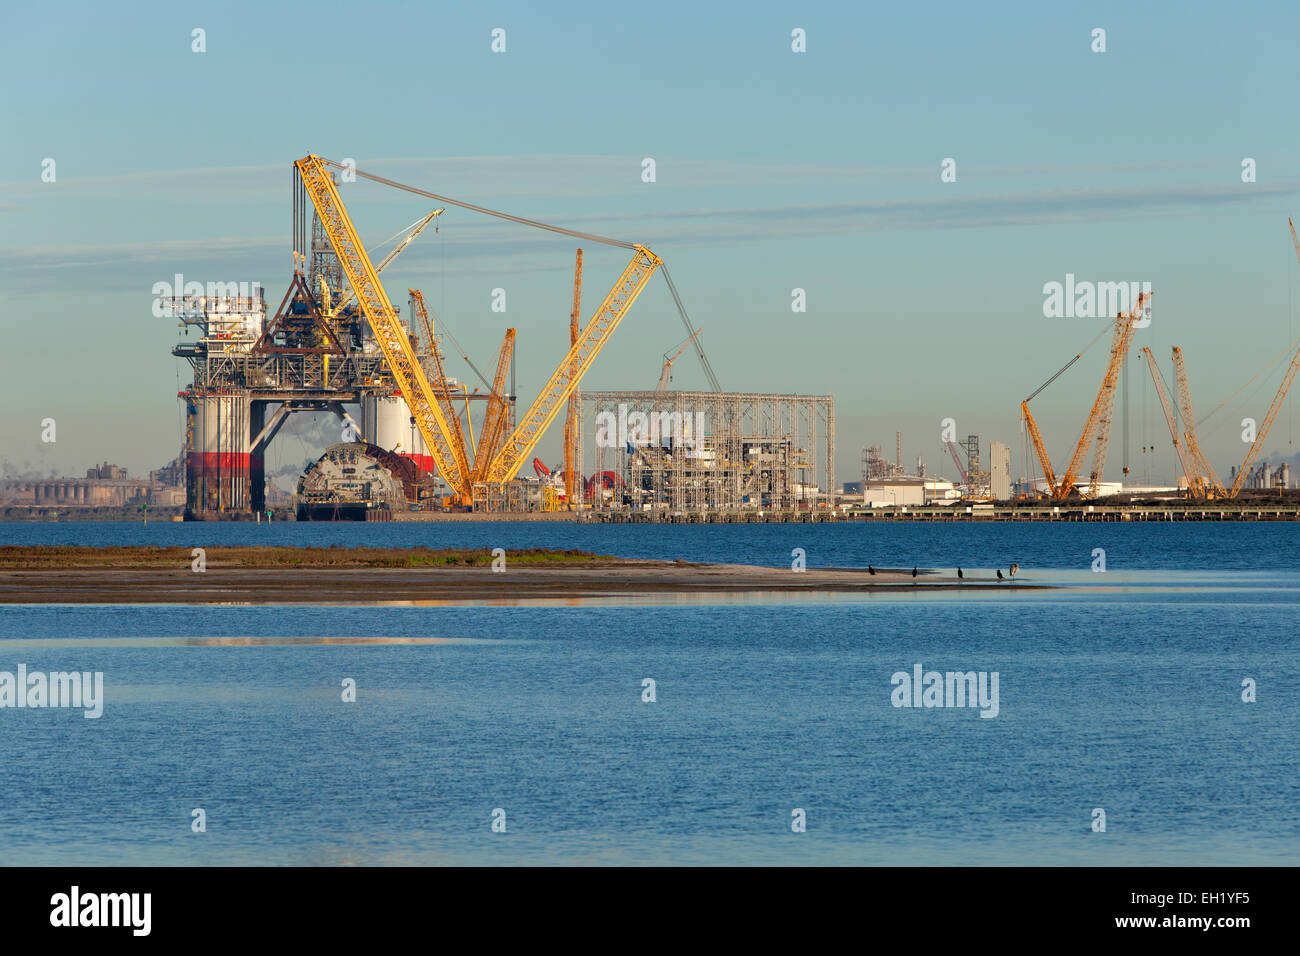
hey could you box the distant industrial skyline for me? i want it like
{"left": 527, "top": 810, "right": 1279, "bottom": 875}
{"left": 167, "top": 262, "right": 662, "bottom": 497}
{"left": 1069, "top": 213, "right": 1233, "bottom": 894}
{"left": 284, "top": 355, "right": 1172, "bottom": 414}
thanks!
{"left": 4, "top": 0, "right": 1300, "bottom": 488}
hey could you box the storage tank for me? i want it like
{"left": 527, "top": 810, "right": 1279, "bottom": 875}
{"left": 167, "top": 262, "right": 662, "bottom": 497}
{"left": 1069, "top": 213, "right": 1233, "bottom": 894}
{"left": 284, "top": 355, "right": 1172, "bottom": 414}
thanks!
{"left": 362, "top": 393, "right": 434, "bottom": 475}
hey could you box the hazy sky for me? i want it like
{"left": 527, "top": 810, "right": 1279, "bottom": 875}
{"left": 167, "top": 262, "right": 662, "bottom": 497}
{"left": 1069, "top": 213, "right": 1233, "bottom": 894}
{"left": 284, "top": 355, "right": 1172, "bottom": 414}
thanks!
{"left": 4, "top": 0, "right": 1300, "bottom": 487}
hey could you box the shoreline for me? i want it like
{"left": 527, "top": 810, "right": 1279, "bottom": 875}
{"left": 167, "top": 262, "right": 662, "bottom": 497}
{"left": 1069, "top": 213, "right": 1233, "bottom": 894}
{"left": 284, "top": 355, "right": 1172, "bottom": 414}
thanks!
{"left": 0, "top": 547, "right": 1038, "bottom": 604}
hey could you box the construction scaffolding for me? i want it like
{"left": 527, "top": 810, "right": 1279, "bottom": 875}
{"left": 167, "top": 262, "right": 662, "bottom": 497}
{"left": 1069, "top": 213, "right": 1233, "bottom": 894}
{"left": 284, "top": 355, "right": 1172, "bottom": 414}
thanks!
{"left": 572, "top": 390, "right": 835, "bottom": 513}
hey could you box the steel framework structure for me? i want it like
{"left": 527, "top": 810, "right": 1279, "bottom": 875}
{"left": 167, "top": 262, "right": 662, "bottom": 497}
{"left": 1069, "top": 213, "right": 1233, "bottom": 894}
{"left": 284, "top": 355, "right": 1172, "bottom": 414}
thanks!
{"left": 568, "top": 390, "right": 835, "bottom": 513}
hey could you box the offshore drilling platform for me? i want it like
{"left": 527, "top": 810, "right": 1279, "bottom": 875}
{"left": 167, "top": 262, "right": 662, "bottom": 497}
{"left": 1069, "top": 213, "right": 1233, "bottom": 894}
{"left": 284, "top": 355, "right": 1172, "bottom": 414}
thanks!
{"left": 169, "top": 155, "right": 835, "bottom": 520}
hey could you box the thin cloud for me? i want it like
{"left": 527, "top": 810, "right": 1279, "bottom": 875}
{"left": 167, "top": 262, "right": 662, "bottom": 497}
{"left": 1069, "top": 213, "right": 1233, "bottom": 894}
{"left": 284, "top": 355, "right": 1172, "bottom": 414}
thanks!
{"left": 3, "top": 181, "right": 1293, "bottom": 294}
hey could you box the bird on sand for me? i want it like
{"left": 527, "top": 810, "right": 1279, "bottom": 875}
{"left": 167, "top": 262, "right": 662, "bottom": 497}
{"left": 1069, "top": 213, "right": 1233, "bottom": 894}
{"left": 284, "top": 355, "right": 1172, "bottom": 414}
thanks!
{"left": 997, "top": 569, "right": 1004, "bottom": 580}
{"left": 1009, "top": 562, "right": 1019, "bottom": 577}
{"left": 912, "top": 566, "right": 918, "bottom": 578}
{"left": 868, "top": 565, "right": 876, "bottom": 575}
{"left": 957, "top": 567, "right": 963, "bottom": 579}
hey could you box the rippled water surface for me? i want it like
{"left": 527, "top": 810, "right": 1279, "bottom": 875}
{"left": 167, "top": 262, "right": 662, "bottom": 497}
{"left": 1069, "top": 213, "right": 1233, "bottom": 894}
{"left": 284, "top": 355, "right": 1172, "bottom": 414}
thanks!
{"left": 0, "top": 522, "right": 1295, "bottom": 865}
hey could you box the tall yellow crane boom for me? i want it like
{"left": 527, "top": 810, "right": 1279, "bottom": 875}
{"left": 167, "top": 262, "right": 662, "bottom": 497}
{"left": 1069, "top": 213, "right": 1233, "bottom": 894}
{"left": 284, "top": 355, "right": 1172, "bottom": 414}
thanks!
{"left": 473, "top": 329, "right": 517, "bottom": 485}
{"left": 1140, "top": 347, "right": 1197, "bottom": 495}
{"left": 409, "top": 289, "right": 471, "bottom": 489}
{"left": 1171, "top": 347, "right": 1226, "bottom": 497}
{"left": 485, "top": 245, "right": 663, "bottom": 483}
{"left": 294, "top": 154, "right": 471, "bottom": 498}
{"left": 563, "top": 249, "right": 583, "bottom": 505}
{"left": 1055, "top": 291, "right": 1150, "bottom": 499}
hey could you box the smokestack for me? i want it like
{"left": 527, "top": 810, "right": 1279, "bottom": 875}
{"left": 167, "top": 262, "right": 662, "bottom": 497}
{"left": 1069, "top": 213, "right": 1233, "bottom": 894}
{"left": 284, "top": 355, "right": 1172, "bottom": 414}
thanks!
{"left": 896, "top": 431, "right": 902, "bottom": 469}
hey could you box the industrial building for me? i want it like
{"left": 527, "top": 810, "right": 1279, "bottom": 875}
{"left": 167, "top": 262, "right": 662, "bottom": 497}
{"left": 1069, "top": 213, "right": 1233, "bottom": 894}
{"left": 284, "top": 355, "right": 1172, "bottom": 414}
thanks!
{"left": 0, "top": 461, "right": 185, "bottom": 510}
{"left": 861, "top": 477, "right": 960, "bottom": 508}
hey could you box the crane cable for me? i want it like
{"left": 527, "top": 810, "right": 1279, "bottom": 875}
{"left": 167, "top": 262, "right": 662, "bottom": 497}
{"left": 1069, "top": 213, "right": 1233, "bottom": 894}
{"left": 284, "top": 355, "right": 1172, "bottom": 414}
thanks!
{"left": 321, "top": 159, "right": 635, "bottom": 250}
{"left": 1024, "top": 319, "right": 1114, "bottom": 403}
{"left": 1195, "top": 333, "right": 1300, "bottom": 427}
{"left": 318, "top": 157, "right": 723, "bottom": 392}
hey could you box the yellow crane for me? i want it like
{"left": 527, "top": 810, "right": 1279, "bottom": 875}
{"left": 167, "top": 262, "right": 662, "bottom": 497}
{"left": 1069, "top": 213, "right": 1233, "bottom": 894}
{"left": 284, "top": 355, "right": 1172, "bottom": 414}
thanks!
{"left": 484, "top": 246, "right": 663, "bottom": 483}
{"left": 563, "top": 249, "right": 582, "bottom": 506}
{"left": 297, "top": 155, "right": 703, "bottom": 503}
{"left": 295, "top": 155, "right": 471, "bottom": 500}
{"left": 1022, "top": 291, "right": 1151, "bottom": 499}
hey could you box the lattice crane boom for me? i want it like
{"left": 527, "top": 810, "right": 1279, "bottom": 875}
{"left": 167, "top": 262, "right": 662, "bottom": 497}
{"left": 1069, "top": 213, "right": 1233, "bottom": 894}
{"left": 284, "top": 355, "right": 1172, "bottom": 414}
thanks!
{"left": 945, "top": 440, "right": 969, "bottom": 484}
{"left": 1020, "top": 401, "right": 1056, "bottom": 494}
{"left": 473, "top": 329, "right": 517, "bottom": 485}
{"left": 1171, "top": 347, "right": 1225, "bottom": 497}
{"left": 485, "top": 246, "right": 663, "bottom": 483}
{"left": 1228, "top": 341, "right": 1300, "bottom": 497}
{"left": 1140, "top": 347, "right": 1198, "bottom": 496}
{"left": 294, "top": 155, "right": 470, "bottom": 498}
{"left": 563, "top": 249, "right": 583, "bottom": 505}
{"left": 409, "top": 289, "right": 471, "bottom": 488}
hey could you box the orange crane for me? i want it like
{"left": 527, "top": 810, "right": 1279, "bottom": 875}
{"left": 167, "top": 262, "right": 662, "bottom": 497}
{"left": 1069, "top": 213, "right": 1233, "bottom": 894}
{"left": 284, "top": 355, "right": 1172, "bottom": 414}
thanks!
{"left": 1171, "top": 347, "right": 1226, "bottom": 497}
{"left": 563, "top": 249, "right": 582, "bottom": 506}
{"left": 409, "top": 289, "right": 472, "bottom": 490}
{"left": 657, "top": 329, "right": 702, "bottom": 392}
{"left": 1139, "top": 347, "right": 1197, "bottom": 495}
{"left": 1021, "top": 291, "right": 1151, "bottom": 499}
{"left": 472, "top": 329, "right": 517, "bottom": 485}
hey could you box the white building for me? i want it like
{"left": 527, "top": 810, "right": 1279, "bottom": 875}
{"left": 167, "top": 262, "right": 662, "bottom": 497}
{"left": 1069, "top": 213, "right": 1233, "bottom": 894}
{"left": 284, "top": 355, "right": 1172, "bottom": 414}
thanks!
{"left": 864, "top": 477, "right": 960, "bottom": 507}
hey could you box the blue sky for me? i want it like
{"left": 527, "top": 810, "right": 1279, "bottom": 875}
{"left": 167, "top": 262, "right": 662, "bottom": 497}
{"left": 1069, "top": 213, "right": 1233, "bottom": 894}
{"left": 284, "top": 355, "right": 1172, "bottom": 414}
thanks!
{"left": 3, "top": 0, "right": 1300, "bottom": 486}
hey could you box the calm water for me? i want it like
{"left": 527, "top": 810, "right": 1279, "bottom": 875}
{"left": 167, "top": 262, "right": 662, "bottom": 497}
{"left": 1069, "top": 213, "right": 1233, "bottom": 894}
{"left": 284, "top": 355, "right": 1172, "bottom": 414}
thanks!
{"left": 0, "top": 522, "right": 1296, "bottom": 865}
{"left": 2, "top": 518, "right": 1297, "bottom": 570}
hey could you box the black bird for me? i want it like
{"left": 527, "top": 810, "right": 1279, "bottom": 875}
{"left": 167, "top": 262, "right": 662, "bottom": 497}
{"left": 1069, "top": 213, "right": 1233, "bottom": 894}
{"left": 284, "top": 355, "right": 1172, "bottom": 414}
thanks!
{"left": 997, "top": 569, "right": 1004, "bottom": 580}
{"left": 912, "top": 566, "right": 918, "bottom": 578}
{"left": 957, "top": 567, "right": 963, "bottom": 579}
{"left": 868, "top": 564, "right": 876, "bottom": 575}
